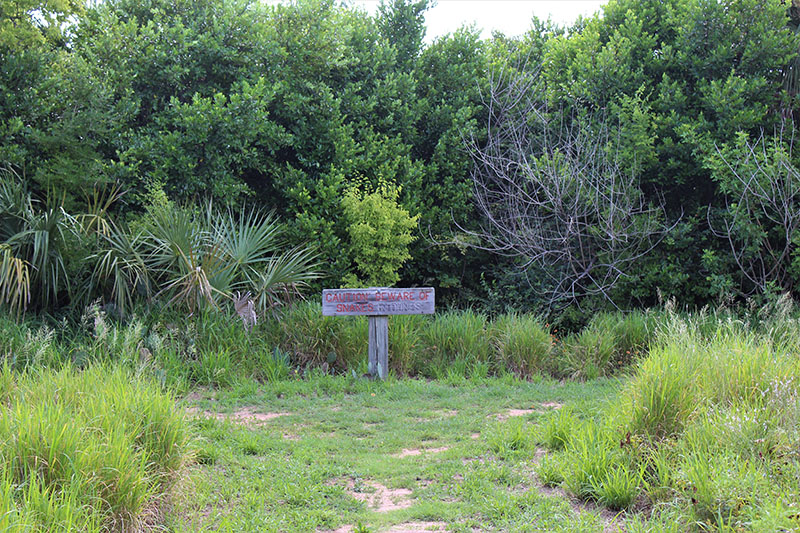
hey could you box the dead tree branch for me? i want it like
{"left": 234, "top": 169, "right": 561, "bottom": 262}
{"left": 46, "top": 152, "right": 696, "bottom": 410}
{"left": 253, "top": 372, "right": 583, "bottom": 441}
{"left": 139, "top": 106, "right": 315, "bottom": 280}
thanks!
{"left": 709, "top": 126, "right": 800, "bottom": 294}
{"left": 463, "top": 64, "right": 675, "bottom": 305}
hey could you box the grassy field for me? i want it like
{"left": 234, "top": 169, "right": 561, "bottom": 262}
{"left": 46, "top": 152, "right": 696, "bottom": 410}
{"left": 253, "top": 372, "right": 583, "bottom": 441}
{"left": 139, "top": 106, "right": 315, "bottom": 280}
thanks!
{"left": 169, "top": 376, "right": 623, "bottom": 532}
{"left": 3, "top": 305, "right": 800, "bottom": 531}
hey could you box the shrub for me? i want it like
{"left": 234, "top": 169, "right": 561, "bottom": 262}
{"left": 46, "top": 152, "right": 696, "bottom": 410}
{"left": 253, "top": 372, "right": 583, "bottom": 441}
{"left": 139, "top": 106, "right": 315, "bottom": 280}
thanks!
{"left": 341, "top": 182, "right": 419, "bottom": 288}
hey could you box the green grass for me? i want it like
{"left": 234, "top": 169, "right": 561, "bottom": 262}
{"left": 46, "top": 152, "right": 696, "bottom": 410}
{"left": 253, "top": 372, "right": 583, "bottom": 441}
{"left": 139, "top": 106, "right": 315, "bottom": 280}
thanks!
{"left": 0, "top": 304, "right": 666, "bottom": 387}
{"left": 0, "top": 364, "right": 193, "bottom": 531}
{"left": 169, "top": 376, "right": 620, "bottom": 532}
{"left": 547, "top": 313, "right": 800, "bottom": 530}
{"left": 5, "top": 303, "right": 800, "bottom": 531}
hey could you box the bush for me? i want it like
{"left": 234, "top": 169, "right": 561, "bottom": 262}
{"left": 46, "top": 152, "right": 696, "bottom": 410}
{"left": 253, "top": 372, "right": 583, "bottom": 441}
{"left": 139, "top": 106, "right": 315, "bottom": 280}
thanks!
{"left": 341, "top": 182, "right": 419, "bottom": 288}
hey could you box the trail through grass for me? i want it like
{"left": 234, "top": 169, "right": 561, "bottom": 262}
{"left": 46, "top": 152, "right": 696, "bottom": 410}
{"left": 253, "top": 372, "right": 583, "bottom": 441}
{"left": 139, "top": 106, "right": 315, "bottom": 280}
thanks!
{"left": 169, "top": 376, "right": 622, "bottom": 532}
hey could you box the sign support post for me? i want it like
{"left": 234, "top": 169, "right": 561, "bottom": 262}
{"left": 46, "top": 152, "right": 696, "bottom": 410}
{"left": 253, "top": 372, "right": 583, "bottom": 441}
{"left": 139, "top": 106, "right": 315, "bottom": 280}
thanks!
{"left": 368, "top": 316, "right": 389, "bottom": 379}
{"left": 322, "top": 287, "right": 435, "bottom": 380}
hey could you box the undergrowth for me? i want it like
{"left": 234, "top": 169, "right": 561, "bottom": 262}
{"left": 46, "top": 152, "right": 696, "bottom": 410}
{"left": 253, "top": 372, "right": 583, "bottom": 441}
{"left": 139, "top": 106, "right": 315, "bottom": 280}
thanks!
{"left": 0, "top": 302, "right": 664, "bottom": 386}
{"left": 539, "top": 307, "right": 800, "bottom": 530}
{"left": 0, "top": 364, "right": 192, "bottom": 531}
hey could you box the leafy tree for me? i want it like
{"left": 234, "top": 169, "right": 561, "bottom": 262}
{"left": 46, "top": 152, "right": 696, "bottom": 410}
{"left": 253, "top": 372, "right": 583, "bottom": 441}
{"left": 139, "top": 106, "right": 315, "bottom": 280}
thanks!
{"left": 377, "top": 0, "right": 428, "bottom": 70}
{"left": 0, "top": 0, "right": 83, "bottom": 49}
{"left": 341, "top": 182, "right": 419, "bottom": 288}
{"left": 532, "top": 0, "right": 800, "bottom": 306}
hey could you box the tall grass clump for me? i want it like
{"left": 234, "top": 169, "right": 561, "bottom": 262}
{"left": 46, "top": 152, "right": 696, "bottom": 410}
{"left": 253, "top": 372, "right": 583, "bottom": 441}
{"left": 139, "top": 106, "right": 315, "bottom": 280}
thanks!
{"left": 270, "top": 301, "right": 367, "bottom": 371}
{"left": 492, "top": 312, "right": 552, "bottom": 377}
{"left": 0, "top": 365, "right": 193, "bottom": 531}
{"left": 388, "top": 314, "right": 424, "bottom": 375}
{"left": 560, "top": 310, "right": 656, "bottom": 379}
{"left": 419, "top": 309, "right": 490, "bottom": 377}
{"left": 544, "top": 309, "right": 800, "bottom": 529}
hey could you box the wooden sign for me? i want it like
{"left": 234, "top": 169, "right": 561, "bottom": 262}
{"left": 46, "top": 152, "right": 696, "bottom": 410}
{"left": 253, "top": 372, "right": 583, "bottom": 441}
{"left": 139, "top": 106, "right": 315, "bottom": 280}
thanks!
{"left": 322, "top": 287, "right": 435, "bottom": 380}
{"left": 322, "top": 288, "right": 435, "bottom": 316}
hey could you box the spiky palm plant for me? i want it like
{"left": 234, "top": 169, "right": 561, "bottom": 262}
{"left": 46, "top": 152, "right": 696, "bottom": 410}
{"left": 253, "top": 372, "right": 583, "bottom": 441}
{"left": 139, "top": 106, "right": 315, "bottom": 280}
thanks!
{"left": 0, "top": 169, "right": 77, "bottom": 314}
{"left": 139, "top": 202, "right": 320, "bottom": 315}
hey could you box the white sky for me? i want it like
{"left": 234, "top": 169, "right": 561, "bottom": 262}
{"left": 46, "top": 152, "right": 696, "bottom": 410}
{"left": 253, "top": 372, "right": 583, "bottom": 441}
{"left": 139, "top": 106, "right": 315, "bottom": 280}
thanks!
{"left": 264, "top": 1, "right": 608, "bottom": 42}
{"left": 345, "top": 0, "right": 608, "bottom": 42}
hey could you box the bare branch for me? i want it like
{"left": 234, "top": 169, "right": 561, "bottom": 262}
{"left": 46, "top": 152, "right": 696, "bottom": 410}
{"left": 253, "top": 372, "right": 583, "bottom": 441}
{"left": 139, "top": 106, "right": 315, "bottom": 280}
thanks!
{"left": 462, "top": 65, "right": 676, "bottom": 305}
{"left": 710, "top": 124, "right": 800, "bottom": 294}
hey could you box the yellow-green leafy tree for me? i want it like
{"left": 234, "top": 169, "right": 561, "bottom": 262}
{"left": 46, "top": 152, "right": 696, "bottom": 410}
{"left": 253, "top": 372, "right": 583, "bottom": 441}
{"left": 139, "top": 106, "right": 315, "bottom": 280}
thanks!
{"left": 341, "top": 181, "right": 419, "bottom": 288}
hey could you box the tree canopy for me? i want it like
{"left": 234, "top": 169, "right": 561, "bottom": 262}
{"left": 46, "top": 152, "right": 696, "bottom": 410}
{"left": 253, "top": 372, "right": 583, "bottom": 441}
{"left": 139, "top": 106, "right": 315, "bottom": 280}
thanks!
{"left": 2, "top": 0, "right": 799, "bottom": 317}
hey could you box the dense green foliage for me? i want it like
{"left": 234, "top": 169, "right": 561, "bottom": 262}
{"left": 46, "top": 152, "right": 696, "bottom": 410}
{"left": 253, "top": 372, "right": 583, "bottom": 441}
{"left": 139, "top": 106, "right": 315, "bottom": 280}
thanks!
{"left": 0, "top": 171, "right": 319, "bottom": 316}
{"left": 341, "top": 182, "right": 419, "bottom": 287}
{"left": 2, "top": 0, "right": 800, "bottom": 316}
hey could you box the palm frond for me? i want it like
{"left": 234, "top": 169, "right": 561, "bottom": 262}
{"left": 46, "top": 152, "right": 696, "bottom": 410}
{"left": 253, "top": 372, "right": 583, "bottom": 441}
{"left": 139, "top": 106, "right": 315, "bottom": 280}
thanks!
{"left": 249, "top": 247, "right": 321, "bottom": 312}
{"left": 90, "top": 226, "right": 151, "bottom": 313}
{"left": 213, "top": 205, "right": 284, "bottom": 271}
{"left": 0, "top": 245, "right": 30, "bottom": 317}
{"left": 77, "top": 182, "right": 125, "bottom": 238}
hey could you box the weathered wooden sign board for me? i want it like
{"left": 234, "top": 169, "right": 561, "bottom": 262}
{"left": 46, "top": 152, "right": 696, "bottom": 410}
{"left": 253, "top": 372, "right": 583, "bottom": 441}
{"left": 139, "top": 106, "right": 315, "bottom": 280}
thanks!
{"left": 322, "top": 288, "right": 435, "bottom": 379}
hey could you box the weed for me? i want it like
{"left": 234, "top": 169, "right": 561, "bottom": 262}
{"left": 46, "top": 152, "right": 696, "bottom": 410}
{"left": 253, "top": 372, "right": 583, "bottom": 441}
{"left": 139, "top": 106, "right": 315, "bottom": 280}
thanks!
{"left": 488, "top": 420, "right": 536, "bottom": 457}
{"left": 535, "top": 454, "right": 565, "bottom": 487}
{"left": 592, "top": 463, "right": 641, "bottom": 511}
{"left": 563, "top": 425, "right": 618, "bottom": 501}
{"left": 422, "top": 309, "right": 490, "bottom": 375}
{"left": 537, "top": 407, "right": 579, "bottom": 451}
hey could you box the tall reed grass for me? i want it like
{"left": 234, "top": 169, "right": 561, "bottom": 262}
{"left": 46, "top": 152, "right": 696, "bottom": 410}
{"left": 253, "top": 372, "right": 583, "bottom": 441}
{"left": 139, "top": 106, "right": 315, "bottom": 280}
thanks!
{"left": 0, "top": 364, "right": 192, "bottom": 531}
{"left": 544, "top": 310, "right": 800, "bottom": 530}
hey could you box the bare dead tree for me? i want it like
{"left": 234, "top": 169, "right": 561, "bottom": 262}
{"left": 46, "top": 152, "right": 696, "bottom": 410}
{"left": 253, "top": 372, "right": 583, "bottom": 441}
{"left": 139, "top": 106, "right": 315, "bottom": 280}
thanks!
{"left": 463, "top": 64, "right": 675, "bottom": 305}
{"left": 709, "top": 126, "right": 800, "bottom": 295}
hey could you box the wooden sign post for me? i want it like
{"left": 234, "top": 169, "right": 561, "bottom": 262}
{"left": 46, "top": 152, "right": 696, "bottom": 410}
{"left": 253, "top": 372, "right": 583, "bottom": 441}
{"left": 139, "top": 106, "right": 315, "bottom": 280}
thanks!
{"left": 322, "top": 287, "right": 435, "bottom": 379}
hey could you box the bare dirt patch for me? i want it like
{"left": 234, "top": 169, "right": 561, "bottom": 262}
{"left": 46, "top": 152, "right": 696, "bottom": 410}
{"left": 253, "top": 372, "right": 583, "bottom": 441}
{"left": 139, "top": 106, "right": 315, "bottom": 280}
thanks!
{"left": 395, "top": 448, "right": 422, "bottom": 458}
{"left": 186, "top": 406, "right": 288, "bottom": 426}
{"left": 540, "top": 402, "right": 563, "bottom": 410}
{"left": 496, "top": 408, "right": 537, "bottom": 420}
{"left": 470, "top": 433, "right": 480, "bottom": 440}
{"left": 393, "top": 446, "right": 450, "bottom": 458}
{"left": 385, "top": 521, "right": 448, "bottom": 532}
{"left": 326, "top": 522, "right": 447, "bottom": 533}
{"left": 342, "top": 479, "right": 414, "bottom": 512}
{"left": 496, "top": 402, "right": 563, "bottom": 420}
